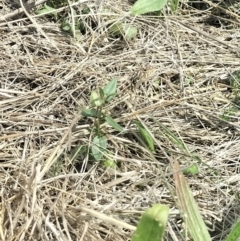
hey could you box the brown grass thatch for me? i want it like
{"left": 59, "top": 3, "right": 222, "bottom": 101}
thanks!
{"left": 0, "top": 0, "right": 240, "bottom": 240}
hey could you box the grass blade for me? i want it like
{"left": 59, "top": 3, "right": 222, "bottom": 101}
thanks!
{"left": 105, "top": 115, "right": 123, "bottom": 132}
{"left": 135, "top": 121, "right": 155, "bottom": 152}
{"left": 173, "top": 161, "right": 211, "bottom": 241}
{"left": 225, "top": 220, "right": 240, "bottom": 241}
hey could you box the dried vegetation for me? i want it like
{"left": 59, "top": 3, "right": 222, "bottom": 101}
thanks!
{"left": 0, "top": 0, "right": 240, "bottom": 240}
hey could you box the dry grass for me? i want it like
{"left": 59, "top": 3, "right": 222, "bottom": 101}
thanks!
{"left": 0, "top": 0, "right": 240, "bottom": 240}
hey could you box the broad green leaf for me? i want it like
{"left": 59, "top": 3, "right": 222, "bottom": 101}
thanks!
{"left": 91, "top": 136, "right": 107, "bottom": 161}
{"left": 103, "top": 78, "right": 117, "bottom": 102}
{"left": 183, "top": 163, "right": 199, "bottom": 175}
{"left": 136, "top": 122, "right": 155, "bottom": 152}
{"left": 124, "top": 25, "right": 138, "bottom": 41}
{"left": 35, "top": 4, "right": 58, "bottom": 18}
{"left": 105, "top": 115, "right": 123, "bottom": 132}
{"left": 81, "top": 108, "right": 98, "bottom": 117}
{"left": 173, "top": 161, "right": 211, "bottom": 241}
{"left": 225, "top": 220, "right": 240, "bottom": 241}
{"left": 35, "top": 8, "right": 50, "bottom": 15}
{"left": 131, "top": 204, "right": 169, "bottom": 241}
{"left": 90, "top": 91, "right": 103, "bottom": 107}
{"left": 131, "top": 0, "right": 168, "bottom": 15}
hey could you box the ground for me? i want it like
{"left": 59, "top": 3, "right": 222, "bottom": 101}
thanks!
{"left": 0, "top": 0, "right": 240, "bottom": 240}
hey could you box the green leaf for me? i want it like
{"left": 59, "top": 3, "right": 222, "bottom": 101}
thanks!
{"left": 109, "top": 23, "right": 123, "bottom": 36}
{"left": 99, "top": 88, "right": 105, "bottom": 99}
{"left": 105, "top": 115, "right": 123, "bottom": 132}
{"left": 103, "top": 159, "right": 118, "bottom": 169}
{"left": 35, "top": 4, "right": 58, "bottom": 18}
{"left": 91, "top": 136, "right": 107, "bottom": 161}
{"left": 124, "top": 25, "right": 138, "bottom": 41}
{"left": 103, "top": 78, "right": 118, "bottom": 102}
{"left": 81, "top": 108, "right": 98, "bottom": 117}
{"left": 90, "top": 91, "right": 104, "bottom": 107}
{"left": 136, "top": 122, "right": 155, "bottom": 152}
{"left": 131, "top": 204, "right": 169, "bottom": 241}
{"left": 173, "top": 161, "right": 211, "bottom": 241}
{"left": 225, "top": 219, "right": 240, "bottom": 241}
{"left": 82, "top": 7, "right": 90, "bottom": 14}
{"left": 183, "top": 163, "right": 199, "bottom": 175}
{"left": 131, "top": 0, "right": 168, "bottom": 15}
{"left": 61, "top": 21, "right": 72, "bottom": 32}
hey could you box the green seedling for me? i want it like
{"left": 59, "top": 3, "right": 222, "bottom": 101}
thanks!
{"left": 131, "top": 204, "right": 169, "bottom": 241}
{"left": 36, "top": 1, "right": 89, "bottom": 39}
{"left": 82, "top": 78, "right": 123, "bottom": 161}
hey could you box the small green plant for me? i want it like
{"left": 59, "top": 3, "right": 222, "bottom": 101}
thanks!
{"left": 36, "top": 2, "right": 90, "bottom": 39}
{"left": 81, "top": 78, "right": 123, "bottom": 161}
